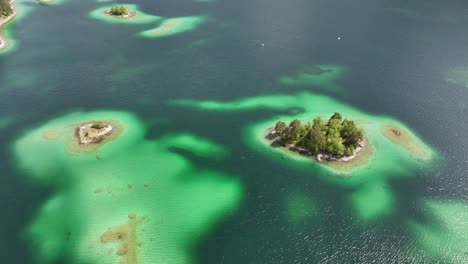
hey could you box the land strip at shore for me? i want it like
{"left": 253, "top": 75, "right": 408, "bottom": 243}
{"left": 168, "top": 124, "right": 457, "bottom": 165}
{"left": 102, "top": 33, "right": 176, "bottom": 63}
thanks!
{"left": 0, "top": 0, "right": 16, "bottom": 50}
{"left": 265, "top": 128, "right": 367, "bottom": 163}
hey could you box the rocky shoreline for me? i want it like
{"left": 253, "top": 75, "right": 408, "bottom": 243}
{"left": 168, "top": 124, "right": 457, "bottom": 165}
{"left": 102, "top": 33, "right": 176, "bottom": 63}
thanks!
{"left": 76, "top": 121, "right": 114, "bottom": 145}
{"left": 266, "top": 129, "right": 366, "bottom": 163}
{"left": 0, "top": 0, "right": 16, "bottom": 50}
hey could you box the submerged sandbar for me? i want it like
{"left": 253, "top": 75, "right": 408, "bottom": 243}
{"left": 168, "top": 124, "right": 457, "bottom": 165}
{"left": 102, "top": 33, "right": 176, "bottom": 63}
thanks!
{"left": 381, "top": 124, "right": 430, "bottom": 160}
{"left": 100, "top": 215, "right": 146, "bottom": 264}
{"left": 139, "top": 16, "right": 207, "bottom": 38}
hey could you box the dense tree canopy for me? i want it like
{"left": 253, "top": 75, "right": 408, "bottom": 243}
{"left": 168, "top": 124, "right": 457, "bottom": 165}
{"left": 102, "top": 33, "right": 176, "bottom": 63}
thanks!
{"left": 0, "top": 0, "right": 13, "bottom": 18}
{"left": 109, "top": 5, "right": 128, "bottom": 16}
{"left": 274, "top": 112, "right": 363, "bottom": 157}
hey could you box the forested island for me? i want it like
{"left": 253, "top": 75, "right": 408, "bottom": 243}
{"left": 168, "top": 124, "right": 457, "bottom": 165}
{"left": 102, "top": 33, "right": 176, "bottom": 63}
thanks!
{"left": 268, "top": 113, "right": 365, "bottom": 162}
{"left": 105, "top": 5, "right": 135, "bottom": 18}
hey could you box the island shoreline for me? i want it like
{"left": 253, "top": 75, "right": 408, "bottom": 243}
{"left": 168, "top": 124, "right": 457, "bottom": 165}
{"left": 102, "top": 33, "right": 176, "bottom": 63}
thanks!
{"left": 75, "top": 121, "right": 114, "bottom": 145}
{"left": 264, "top": 127, "right": 369, "bottom": 166}
{"left": 0, "top": 0, "right": 17, "bottom": 50}
{"left": 67, "top": 119, "right": 123, "bottom": 153}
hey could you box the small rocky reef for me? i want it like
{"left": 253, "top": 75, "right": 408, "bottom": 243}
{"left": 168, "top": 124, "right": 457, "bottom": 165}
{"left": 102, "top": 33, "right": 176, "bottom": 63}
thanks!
{"left": 268, "top": 112, "right": 365, "bottom": 162}
{"left": 76, "top": 121, "right": 113, "bottom": 145}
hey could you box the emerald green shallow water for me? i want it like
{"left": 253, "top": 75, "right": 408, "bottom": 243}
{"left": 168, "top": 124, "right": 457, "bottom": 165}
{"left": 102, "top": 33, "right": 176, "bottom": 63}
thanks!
{"left": 14, "top": 111, "right": 242, "bottom": 264}
{"left": 2, "top": 0, "right": 468, "bottom": 263}
{"left": 172, "top": 92, "right": 439, "bottom": 222}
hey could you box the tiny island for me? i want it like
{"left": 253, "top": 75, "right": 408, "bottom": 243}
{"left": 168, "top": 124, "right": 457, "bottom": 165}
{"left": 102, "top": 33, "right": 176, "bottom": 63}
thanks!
{"left": 267, "top": 112, "right": 365, "bottom": 163}
{"left": 104, "top": 5, "right": 136, "bottom": 18}
{"left": 76, "top": 121, "right": 114, "bottom": 145}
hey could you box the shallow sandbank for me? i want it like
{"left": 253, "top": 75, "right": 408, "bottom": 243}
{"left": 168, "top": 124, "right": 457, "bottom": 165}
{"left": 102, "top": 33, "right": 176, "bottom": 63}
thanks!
{"left": 100, "top": 215, "right": 146, "bottom": 264}
{"left": 139, "top": 16, "right": 206, "bottom": 38}
{"left": 381, "top": 124, "right": 430, "bottom": 160}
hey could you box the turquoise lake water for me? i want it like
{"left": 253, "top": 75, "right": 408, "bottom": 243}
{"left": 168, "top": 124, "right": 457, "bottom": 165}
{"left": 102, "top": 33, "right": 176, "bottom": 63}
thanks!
{"left": 1, "top": 0, "right": 468, "bottom": 263}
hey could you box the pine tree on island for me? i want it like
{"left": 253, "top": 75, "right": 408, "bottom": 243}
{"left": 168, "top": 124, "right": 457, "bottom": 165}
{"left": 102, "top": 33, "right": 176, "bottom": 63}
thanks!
{"left": 109, "top": 5, "right": 128, "bottom": 16}
{"left": 273, "top": 112, "right": 364, "bottom": 158}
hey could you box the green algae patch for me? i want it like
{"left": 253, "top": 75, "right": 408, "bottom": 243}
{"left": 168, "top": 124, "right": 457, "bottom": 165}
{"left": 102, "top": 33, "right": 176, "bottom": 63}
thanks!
{"left": 407, "top": 199, "right": 468, "bottom": 262}
{"left": 14, "top": 110, "right": 242, "bottom": 264}
{"left": 139, "top": 16, "right": 207, "bottom": 38}
{"left": 285, "top": 191, "right": 318, "bottom": 224}
{"left": 350, "top": 181, "right": 395, "bottom": 222}
{"left": 171, "top": 92, "right": 438, "bottom": 186}
{"left": 278, "top": 65, "right": 347, "bottom": 92}
{"left": 446, "top": 67, "right": 468, "bottom": 89}
{"left": 89, "top": 4, "right": 161, "bottom": 24}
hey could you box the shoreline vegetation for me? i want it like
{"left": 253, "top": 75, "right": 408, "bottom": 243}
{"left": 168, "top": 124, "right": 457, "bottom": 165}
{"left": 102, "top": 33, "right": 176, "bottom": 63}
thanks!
{"left": 104, "top": 5, "right": 136, "bottom": 19}
{"left": 0, "top": 0, "right": 16, "bottom": 50}
{"left": 267, "top": 113, "right": 366, "bottom": 165}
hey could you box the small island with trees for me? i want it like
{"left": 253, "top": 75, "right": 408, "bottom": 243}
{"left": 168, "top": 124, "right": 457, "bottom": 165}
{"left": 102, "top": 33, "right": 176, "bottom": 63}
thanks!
{"left": 104, "top": 5, "right": 136, "bottom": 18}
{"left": 267, "top": 112, "right": 366, "bottom": 163}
